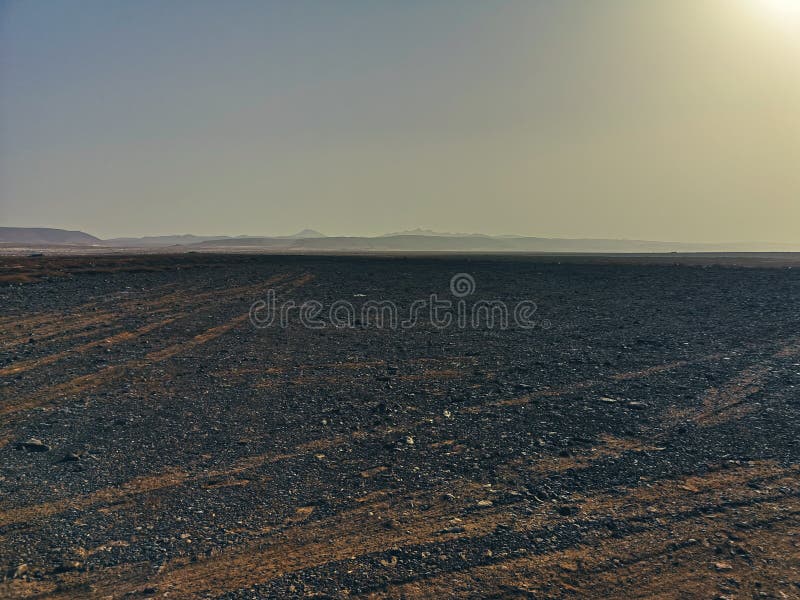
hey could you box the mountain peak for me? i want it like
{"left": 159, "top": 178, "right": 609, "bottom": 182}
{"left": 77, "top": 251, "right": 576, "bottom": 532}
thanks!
{"left": 288, "top": 229, "right": 326, "bottom": 238}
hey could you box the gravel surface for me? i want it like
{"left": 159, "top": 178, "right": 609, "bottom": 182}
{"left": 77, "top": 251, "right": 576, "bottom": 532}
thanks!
{"left": 0, "top": 254, "right": 798, "bottom": 599}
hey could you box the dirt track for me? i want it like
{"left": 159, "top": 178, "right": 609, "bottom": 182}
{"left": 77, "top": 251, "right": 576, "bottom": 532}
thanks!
{"left": 1, "top": 254, "right": 798, "bottom": 598}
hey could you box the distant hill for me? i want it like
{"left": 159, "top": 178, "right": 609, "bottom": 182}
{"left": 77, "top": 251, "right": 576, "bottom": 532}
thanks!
{"left": 104, "top": 234, "right": 231, "bottom": 247}
{"left": 4, "top": 227, "right": 799, "bottom": 253}
{"left": 0, "top": 227, "right": 101, "bottom": 245}
{"left": 381, "top": 228, "right": 490, "bottom": 238}
{"left": 291, "top": 235, "right": 508, "bottom": 251}
{"left": 286, "top": 229, "right": 326, "bottom": 238}
{"left": 188, "top": 235, "right": 800, "bottom": 253}
{"left": 287, "top": 235, "right": 689, "bottom": 252}
{"left": 103, "top": 230, "right": 326, "bottom": 246}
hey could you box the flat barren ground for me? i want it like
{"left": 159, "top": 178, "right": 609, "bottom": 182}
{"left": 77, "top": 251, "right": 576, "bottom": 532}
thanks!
{"left": 1, "top": 254, "right": 798, "bottom": 599}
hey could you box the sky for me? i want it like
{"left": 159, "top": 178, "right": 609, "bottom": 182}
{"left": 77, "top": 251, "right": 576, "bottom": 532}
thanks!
{"left": 1, "top": 0, "right": 799, "bottom": 241}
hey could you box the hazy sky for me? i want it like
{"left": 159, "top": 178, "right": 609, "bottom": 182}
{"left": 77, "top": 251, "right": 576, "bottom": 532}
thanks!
{"left": 1, "top": 0, "right": 799, "bottom": 241}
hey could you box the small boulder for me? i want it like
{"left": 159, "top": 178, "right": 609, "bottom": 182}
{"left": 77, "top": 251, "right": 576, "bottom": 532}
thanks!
{"left": 18, "top": 438, "right": 50, "bottom": 452}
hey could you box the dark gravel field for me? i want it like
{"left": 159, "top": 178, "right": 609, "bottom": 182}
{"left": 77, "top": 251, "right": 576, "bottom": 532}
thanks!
{"left": 1, "top": 254, "right": 799, "bottom": 599}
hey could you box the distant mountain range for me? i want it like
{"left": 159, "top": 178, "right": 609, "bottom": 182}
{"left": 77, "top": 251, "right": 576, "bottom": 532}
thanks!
{"left": 380, "top": 228, "right": 493, "bottom": 238}
{"left": 0, "top": 227, "right": 102, "bottom": 245}
{"left": 103, "top": 234, "right": 232, "bottom": 247}
{"left": 103, "top": 229, "right": 327, "bottom": 247}
{"left": 2, "top": 226, "right": 799, "bottom": 253}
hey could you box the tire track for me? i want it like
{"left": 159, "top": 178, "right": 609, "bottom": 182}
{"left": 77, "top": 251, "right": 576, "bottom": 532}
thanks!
{"left": 364, "top": 501, "right": 799, "bottom": 599}
{"left": 0, "top": 283, "right": 186, "bottom": 349}
{"left": 0, "top": 316, "right": 185, "bottom": 377}
{"left": 667, "top": 338, "right": 800, "bottom": 426}
{"left": 0, "top": 339, "right": 780, "bottom": 530}
{"left": 20, "top": 462, "right": 796, "bottom": 599}
{"left": 0, "top": 273, "right": 309, "bottom": 419}
{"left": 1, "top": 273, "right": 291, "bottom": 352}
{"left": 469, "top": 353, "right": 730, "bottom": 413}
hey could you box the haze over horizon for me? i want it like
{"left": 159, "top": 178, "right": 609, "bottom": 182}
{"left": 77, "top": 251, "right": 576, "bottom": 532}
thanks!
{"left": 2, "top": 1, "right": 799, "bottom": 242}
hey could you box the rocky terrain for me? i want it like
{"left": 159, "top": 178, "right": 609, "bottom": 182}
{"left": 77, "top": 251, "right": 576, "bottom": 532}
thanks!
{"left": 0, "top": 254, "right": 798, "bottom": 599}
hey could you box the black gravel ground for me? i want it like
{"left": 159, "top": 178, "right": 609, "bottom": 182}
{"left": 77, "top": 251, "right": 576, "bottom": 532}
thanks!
{"left": 0, "top": 254, "right": 798, "bottom": 599}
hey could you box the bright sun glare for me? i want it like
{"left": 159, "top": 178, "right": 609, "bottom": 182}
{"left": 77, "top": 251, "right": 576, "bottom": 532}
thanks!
{"left": 743, "top": 0, "right": 800, "bottom": 34}
{"left": 757, "top": 0, "right": 800, "bottom": 18}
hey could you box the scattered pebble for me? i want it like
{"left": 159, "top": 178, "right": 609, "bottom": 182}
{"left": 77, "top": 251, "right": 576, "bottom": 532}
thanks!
{"left": 13, "top": 564, "right": 28, "bottom": 579}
